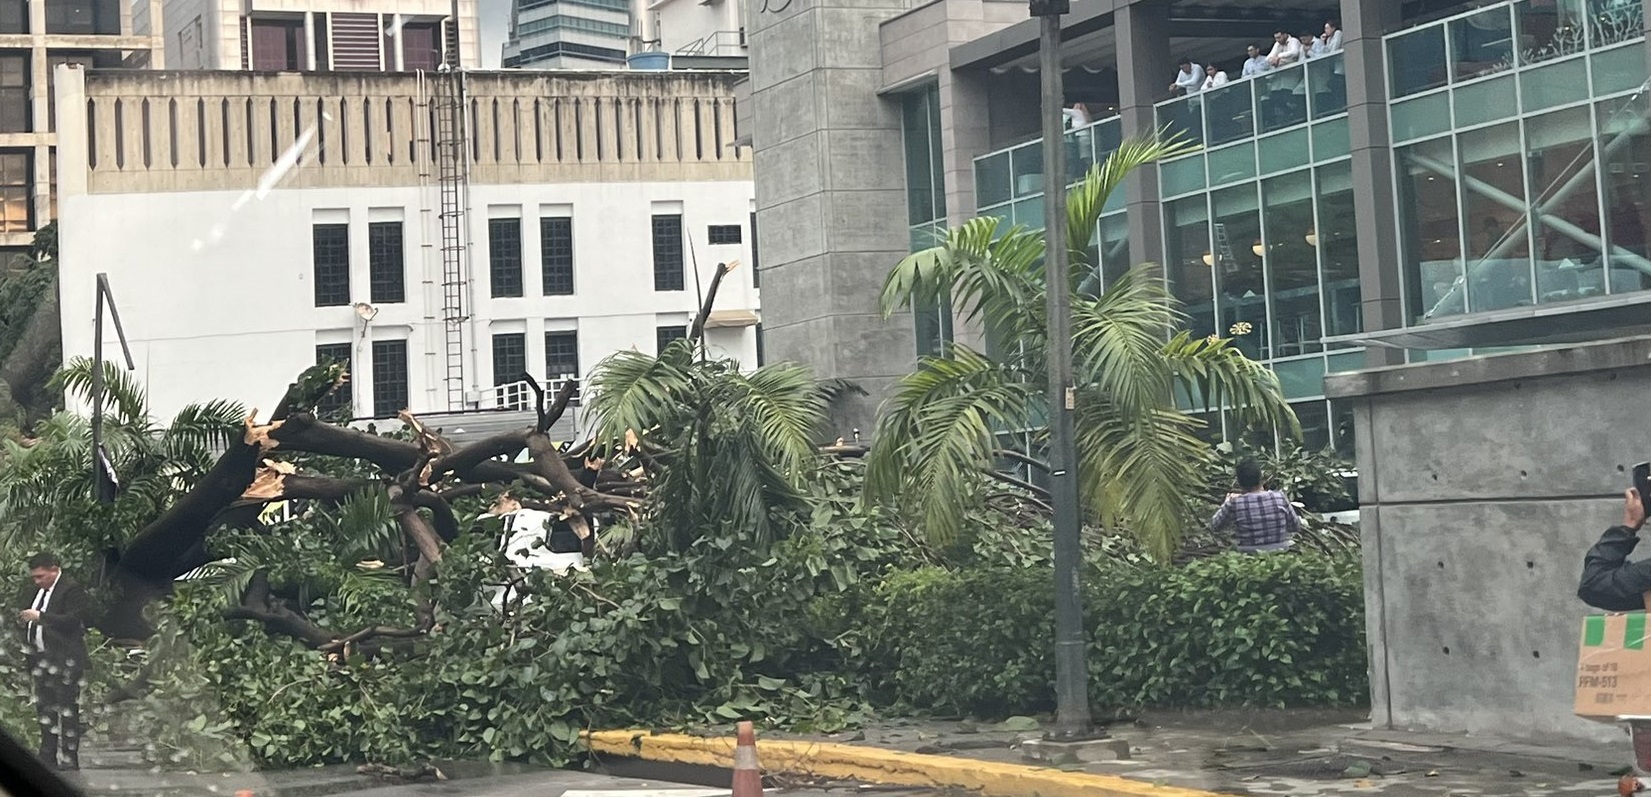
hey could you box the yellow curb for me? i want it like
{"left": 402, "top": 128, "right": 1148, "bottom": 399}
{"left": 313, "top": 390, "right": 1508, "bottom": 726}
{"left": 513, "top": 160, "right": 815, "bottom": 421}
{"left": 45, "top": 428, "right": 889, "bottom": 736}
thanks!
{"left": 583, "top": 730, "right": 1224, "bottom": 797}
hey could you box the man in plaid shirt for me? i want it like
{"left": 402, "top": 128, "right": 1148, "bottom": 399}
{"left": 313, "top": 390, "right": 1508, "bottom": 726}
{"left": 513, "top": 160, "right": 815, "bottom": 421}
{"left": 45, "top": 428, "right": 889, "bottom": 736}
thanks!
{"left": 1208, "top": 459, "right": 1299, "bottom": 553}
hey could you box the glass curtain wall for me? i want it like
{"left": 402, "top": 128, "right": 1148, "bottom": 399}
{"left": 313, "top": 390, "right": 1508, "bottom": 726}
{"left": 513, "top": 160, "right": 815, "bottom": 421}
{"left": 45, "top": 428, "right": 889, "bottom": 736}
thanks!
{"left": 902, "top": 84, "right": 952, "bottom": 356}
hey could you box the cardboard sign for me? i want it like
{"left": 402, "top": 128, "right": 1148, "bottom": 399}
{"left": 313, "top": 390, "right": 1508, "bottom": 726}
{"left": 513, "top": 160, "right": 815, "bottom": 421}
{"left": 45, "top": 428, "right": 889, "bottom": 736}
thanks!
{"left": 1575, "top": 612, "right": 1651, "bottom": 721}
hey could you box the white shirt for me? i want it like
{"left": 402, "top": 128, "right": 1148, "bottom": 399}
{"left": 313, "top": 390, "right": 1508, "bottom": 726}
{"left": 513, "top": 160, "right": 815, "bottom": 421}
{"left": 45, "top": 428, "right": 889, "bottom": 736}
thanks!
{"left": 1202, "top": 71, "right": 1229, "bottom": 90}
{"left": 27, "top": 578, "right": 56, "bottom": 653}
{"left": 1322, "top": 29, "right": 1343, "bottom": 53}
{"left": 1061, "top": 107, "right": 1090, "bottom": 130}
{"left": 1174, "top": 64, "right": 1206, "bottom": 94}
{"left": 1242, "top": 56, "right": 1272, "bottom": 78}
{"left": 1268, "top": 37, "right": 1303, "bottom": 67}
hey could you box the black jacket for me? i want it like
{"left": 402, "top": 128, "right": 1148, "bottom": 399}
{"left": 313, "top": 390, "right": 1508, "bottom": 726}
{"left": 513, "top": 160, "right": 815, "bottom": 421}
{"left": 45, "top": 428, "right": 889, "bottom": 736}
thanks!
{"left": 15, "top": 576, "right": 90, "bottom": 664}
{"left": 1578, "top": 526, "right": 1651, "bottom": 612}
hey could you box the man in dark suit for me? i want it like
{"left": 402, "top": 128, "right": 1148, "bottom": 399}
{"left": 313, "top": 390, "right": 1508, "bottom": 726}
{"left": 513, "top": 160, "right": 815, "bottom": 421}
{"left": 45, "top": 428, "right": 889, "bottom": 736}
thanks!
{"left": 17, "top": 553, "right": 90, "bottom": 771}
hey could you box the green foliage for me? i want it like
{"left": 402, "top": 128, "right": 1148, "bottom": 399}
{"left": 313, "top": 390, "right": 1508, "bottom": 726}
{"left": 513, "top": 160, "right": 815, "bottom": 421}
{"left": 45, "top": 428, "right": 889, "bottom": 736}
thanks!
{"left": 871, "top": 139, "right": 1299, "bottom": 561}
{"left": 863, "top": 553, "right": 1367, "bottom": 717}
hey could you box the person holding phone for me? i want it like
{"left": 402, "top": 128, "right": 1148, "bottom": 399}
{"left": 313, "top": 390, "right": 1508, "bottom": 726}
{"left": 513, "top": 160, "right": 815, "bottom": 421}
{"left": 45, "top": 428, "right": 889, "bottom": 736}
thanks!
{"left": 1208, "top": 459, "right": 1299, "bottom": 554}
{"left": 1577, "top": 467, "right": 1651, "bottom": 611}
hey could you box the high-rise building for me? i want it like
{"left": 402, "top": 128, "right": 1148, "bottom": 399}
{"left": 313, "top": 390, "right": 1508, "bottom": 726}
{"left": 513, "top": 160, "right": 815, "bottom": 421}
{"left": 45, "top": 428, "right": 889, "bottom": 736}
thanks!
{"left": 501, "top": 0, "right": 748, "bottom": 70}
{"left": 146, "top": 0, "right": 480, "bottom": 71}
{"left": 745, "top": 0, "right": 1651, "bottom": 750}
{"left": 0, "top": 0, "right": 164, "bottom": 260}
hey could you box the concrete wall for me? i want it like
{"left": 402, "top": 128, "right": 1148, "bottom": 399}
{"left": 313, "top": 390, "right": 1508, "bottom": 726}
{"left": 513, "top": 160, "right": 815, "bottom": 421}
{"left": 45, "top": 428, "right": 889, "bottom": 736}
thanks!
{"left": 746, "top": 0, "right": 915, "bottom": 437}
{"left": 1324, "top": 337, "right": 1651, "bottom": 745}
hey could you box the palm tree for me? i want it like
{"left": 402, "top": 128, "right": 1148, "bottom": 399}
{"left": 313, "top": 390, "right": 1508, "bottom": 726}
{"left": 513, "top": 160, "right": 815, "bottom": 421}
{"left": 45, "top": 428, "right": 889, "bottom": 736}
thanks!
{"left": 867, "top": 135, "right": 1299, "bottom": 561}
{"left": 585, "top": 338, "right": 829, "bottom": 553}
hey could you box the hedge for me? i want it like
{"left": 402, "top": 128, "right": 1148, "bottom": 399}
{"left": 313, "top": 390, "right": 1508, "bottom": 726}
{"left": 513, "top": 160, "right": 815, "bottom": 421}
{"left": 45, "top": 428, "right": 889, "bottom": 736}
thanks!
{"left": 868, "top": 552, "right": 1367, "bottom": 717}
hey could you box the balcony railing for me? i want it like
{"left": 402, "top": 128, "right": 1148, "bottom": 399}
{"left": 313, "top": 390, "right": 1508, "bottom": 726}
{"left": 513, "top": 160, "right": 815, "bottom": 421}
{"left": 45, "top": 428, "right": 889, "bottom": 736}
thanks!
{"left": 1386, "top": 0, "right": 1644, "bottom": 101}
{"left": 973, "top": 114, "right": 1124, "bottom": 213}
{"left": 1155, "top": 52, "right": 1347, "bottom": 150}
{"left": 492, "top": 375, "right": 581, "bottom": 412}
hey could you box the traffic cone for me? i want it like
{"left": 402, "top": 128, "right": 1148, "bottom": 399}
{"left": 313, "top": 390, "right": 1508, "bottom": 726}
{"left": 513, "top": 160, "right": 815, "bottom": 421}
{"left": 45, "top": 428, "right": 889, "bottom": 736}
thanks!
{"left": 732, "top": 721, "right": 762, "bottom": 797}
{"left": 234, "top": 791, "right": 255, "bottom": 797}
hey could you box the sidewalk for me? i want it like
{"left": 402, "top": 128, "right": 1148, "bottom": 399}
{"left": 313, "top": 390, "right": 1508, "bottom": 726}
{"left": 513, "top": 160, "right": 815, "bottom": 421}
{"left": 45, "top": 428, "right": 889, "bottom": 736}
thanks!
{"left": 587, "top": 708, "right": 1637, "bottom": 797}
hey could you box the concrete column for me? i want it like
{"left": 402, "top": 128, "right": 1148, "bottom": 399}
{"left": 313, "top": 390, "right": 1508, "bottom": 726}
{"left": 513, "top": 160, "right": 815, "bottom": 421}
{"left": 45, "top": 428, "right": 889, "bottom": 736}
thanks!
{"left": 1114, "top": 0, "right": 1171, "bottom": 269}
{"left": 305, "top": 12, "right": 317, "bottom": 71}
{"left": 28, "top": 0, "right": 45, "bottom": 228}
{"left": 53, "top": 64, "right": 84, "bottom": 200}
{"left": 1341, "top": 0, "right": 1403, "bottom": 368}
{"left": 147, "top": 0, "right": 164, "bottom": 66}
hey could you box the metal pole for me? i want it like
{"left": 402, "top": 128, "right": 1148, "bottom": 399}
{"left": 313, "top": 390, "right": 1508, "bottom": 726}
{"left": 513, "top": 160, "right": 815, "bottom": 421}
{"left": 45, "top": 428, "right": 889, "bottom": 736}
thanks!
{"left": 91, "top": 281, "right": 106, "bottom": 503}
{"left": 1033, "top": 1, "right": 1093, "bottom": 737}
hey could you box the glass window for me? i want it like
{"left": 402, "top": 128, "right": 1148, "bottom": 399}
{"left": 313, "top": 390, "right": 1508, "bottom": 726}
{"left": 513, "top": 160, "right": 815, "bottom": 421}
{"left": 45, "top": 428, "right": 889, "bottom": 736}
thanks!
{"left": 901, "top": 87, "right": 942, "bottom": 225}
{"left": 371, "top": 340, "right": 409, "bottom": 419}
{"left": 488, "top": 218, "right": 523, "bottom": 298}
{"left": 1597, "top": 93, "right": 1651, "bottom": 294}
{"left": 1449, "top": 5, "right": 1516, "bottom": 81}
{"left": 0, "top": 0, "right": 24, "bottom": 33}
{"left": 0, "top": 54, "right": 26, "bottom": 134}
{"left": 1525, "top": 106, "right": 1606, "bottom": 304}
{"left": 655, "top": 325, "right": 687, "bottom": 353}
{"left": 1212, "top": 185, "right": 1267, "bottom": 360}
{"left": 1156, "top": 95, "right": 1202, "bottom": 147}
{"left": 1398, "top": 137, "right": 1465, "bottom": 322}
{"left": 311, "top": 222, "right": 349, "bottom": 307}
{"left": 707, "top": 224, "right": 742, "bottom": 245}
{"left": 1166, "top": 197, "right": 1216, "bottom": 342}
{"left": 541, "top": 216, "right": 574, "bottom": 295}
{"left": 651, "top": 214, "right": 684, "bottom": 291}
{"left": 1263, "top": 171, "right": 1320, "bottom": 359}
{"left": 45, "top": 0, "right": 118, "bottom": 34}
{"left": 402, "top": 22, "right": 441, "bottom": 70}
{"left": 492, "top": 332, "right": 526, "bottom": 386}
{"left": 1314, "top": 162, "right": 1361, "bottom": 339}
{"left": 1097, "top": 212, "right": 1130, "bottom": 290}
{"left": 1589, "top": 0, "right": 1643, "bottom": 47}
{"left": 1294, "top": 400, "right": 1331, "bottom": 453}
{"left": 1010, "top": 140, "right": 1043, "bottom": 199}
{"left": 1203, "top": 82, "right": 1254, "bottom": 147}
{"left": 249, "top": 18, "right": 306, "bottom": 70}
{"left": 314, "top": 343, "right": 353, "bottom": 417}
{"left": 545, "top": 330, "right": 579, "bottom": 381}
{"left": 1517, "top": 0, "right": 1588, "bottom": 65}
{"left": 749, "top": 211, "right": 760, "bottom": 288}
{"left": 368, "top": 221, "right": 405, "bottom": 304}
{"left": 1459, "top": 122, "right": 1532, "bottom": 312}
{"left": 975, "top": 152, "right": 1011, "bottom": 209}
{"left": 1389, "top": 25, "right": 1448, "bottom": 98}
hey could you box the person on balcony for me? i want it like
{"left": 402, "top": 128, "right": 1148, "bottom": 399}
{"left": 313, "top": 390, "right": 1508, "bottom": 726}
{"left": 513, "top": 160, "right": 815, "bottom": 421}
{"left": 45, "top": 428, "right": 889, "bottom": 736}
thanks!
{"left": 1266, "top": 30, "right": 1303, "bottom": 68}
{"left": 1201, "top": 64, "right": 1229, "bottom": 90}
{"left": 1169, "top": 58, "right": 1205, "bottom": 96}
{"left": 1241, "top": 44, "right": 1272, "bottom": 78}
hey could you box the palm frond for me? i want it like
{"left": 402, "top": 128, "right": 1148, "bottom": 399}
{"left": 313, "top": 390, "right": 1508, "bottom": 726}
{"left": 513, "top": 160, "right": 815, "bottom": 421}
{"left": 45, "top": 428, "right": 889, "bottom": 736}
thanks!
{"left": 53, "top": 357, "right": 151, "bottom": 427}
{"left": 1162, "top": 331, "right": 1301, "bottom": 438}
{"left": 1073, "top": 390, "right": 1211, "bottom": 561}
{"left": 1071, "top": 264, "right": 1184, "bottom": 420}
{"left": 585, "top": 348, "right": 696, "bottom": 441}
{"left": 164, "top": 399, "right": 249, "bottom": 460}
{"left": 866, "top": 346, "right": 1037, "bottom": 544}
{"left": 1066, "top": 130, "right": 1198, "bottom": 267}
{"left": 881, "top": 217, "right": 1049, "bottom": 346}
{"left": 733, "top": 363, "right": 829, "bottom": 480}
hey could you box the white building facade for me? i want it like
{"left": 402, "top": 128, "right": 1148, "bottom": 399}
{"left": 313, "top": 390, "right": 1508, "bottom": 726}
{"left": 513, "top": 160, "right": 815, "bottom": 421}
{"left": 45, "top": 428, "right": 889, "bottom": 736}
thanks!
{"left": 53, "top": 68, "right": 757, "bottom": 424}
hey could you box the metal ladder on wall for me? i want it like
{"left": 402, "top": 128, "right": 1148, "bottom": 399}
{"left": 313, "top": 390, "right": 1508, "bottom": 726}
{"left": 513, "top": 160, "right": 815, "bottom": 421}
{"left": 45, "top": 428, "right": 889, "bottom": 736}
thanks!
{"left": 1212, "top": 222, "right": 1236, "bottom": 274}
{"left": 430, "top": 65, "right": 470, "bottom": 411}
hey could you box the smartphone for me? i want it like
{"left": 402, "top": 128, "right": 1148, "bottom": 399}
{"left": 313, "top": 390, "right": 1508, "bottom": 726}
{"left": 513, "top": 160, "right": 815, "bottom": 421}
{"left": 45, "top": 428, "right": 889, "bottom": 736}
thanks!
{"left": 1635, "top": 462, "right": 1651, "bottom": 506}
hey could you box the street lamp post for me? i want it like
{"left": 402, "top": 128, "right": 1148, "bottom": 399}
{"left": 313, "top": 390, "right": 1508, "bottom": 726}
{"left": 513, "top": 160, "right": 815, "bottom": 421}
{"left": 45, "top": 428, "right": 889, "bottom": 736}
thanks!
{"left": 1029, "top": 0, "right": 1093, "bottom": 737}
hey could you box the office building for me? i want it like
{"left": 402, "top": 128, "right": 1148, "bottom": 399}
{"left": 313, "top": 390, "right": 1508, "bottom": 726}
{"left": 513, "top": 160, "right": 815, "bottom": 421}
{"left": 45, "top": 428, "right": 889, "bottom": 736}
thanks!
{"left": 745, "top": 0, "right": 1650, "bottom": 747}
{"left": 144, "top": 0, "right": 480, "bottom": 71}
{"left": 501, "top": 0, "right": 747, "bottom": 70}
{"left": 0, "top": 0, "right": 164, "bottom": 261}
{"left": 53, "top": 67, "right": 756, "bottom": 429}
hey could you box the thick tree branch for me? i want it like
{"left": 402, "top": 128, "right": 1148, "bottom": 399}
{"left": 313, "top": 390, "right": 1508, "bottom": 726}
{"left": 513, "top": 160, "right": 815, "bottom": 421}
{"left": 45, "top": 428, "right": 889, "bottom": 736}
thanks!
{"left": 688, "top": 261, "right": 736, "bottom": 343}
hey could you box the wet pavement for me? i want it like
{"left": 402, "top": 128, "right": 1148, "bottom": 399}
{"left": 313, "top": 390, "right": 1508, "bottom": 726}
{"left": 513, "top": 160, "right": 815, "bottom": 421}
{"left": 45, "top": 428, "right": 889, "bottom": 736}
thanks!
{"left": 771, "top": 708, "right": 1633, "bottom": 796}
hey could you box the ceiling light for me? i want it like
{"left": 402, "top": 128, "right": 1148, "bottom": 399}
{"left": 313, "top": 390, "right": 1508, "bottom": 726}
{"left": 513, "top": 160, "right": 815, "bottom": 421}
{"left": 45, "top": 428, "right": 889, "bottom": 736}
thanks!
{"left": 1305, "top": 229, "right": 1319, "bottom": 247}
{"left": 1202, "top": 252, "right": 1215, "bottom": 267}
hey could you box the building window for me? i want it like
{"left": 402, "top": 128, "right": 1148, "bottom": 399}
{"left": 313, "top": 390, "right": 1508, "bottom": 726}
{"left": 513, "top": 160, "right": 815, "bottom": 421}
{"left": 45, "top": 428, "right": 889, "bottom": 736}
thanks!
{"left": 489, "top": 218, "right": 523, "bottom": 298}
{"left": 312, "top": 223, "right": 350, "bottom": 307}
{"left": 492, "top": 332, "right": 526, "bottom": 386}
{"left": 707, "top": 224, "right": 742, "bottom": 245}
{"left": 45, "top": 0, "right": 119, "bottom": 34}
{"left": 370, "top": 339, "right": 408, "bottom": 418}
{"left": 656, "top": 325, "right": 687, "bottom": 353}
{"left": 0, "top": 0, "right": 24, "bottom": 33}
{"left": 0, "top": 55, "right": 26, "bottom": 133}
{"left": 540, "top": 217, "right": 574, "bottom": 296}
{"left": 402, "top": 22, "right": 441, "bottom": 70}
{"left": 314, "top": 343, "right": 353, "bottom": 417}
{"left": 750, "top": 211, "right": 759, "bottom": 289}
{"left": 367, "top": 221, "right": 405, "bottom": 304}
{"left": 545, "top": 330, "right": 579, "bottom": 381}
{"left": 0, "top": 150, "right": 27, "bottom": 233}
{"left": 248, "top": 17, "right": 306, "bottom": 69}
{"left": 652, "top": 214, "right": 684, "bottom": 291}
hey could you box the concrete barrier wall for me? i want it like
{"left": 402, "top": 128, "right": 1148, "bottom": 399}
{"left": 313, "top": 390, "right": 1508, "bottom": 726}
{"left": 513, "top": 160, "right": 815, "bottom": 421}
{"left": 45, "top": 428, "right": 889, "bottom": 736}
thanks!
{"left": 1325, "top": 336, "right": 1651, "bottom": 744}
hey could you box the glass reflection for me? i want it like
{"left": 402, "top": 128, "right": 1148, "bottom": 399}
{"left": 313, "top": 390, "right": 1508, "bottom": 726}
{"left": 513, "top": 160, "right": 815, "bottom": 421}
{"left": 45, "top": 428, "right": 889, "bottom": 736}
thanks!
{"left": 1459, "top": 122, "right": 1531, "bottom": 312}
{"left": 1517, "top": 0, "right": 1588, "bottom": 65}
{"left": 1258, "top": 64, "right": 1309, "bottom": 132}
{"left": 1203, "top": 81, "right": 1254, "bottom": 146}
{"left": 1294, "top": 400, "right": 1330, "bottom": 452}
{"left": 1315, "top": 161, "right": 1361, "bottom": 338}
{"left": 1597, "top": 93, "right": 1651, "bottom": 293}
{"left": 1589, "top": 0, "right": 1643, "bottom": 47}
{"left": 1098, "top": 212, "right": 1129, "bottom": 289}
{"left": 1308, "top": 52, "right": 1347, "bottom": 118}
{"left": 1525, "top": 106, "right": 1607, "bottom": 304}
{"left": 1213, "top": 185, "right": 1267, "bottom": 359}
{"left": 1167, "top": 197, "right": 1217, "bottom": 341}
{"left": 1399, "top": 137, "right": 1465, "bottom": 321}
{"left": 1011, "top": 141, "right": 1043, "bottom": 199}
{"left": 1263, "top": 171, "right": 1320, "bottom": 358}
{"left": 1450, "top": 6, "right": 1515, "bottom": 81}
{"left": 1389, "top": 25, "right": 1448, "bottom": 98}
